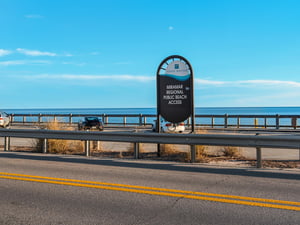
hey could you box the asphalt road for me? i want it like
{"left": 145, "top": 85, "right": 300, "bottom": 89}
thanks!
{"left": 0, "top": 152, "right": 299, "bottom": 225}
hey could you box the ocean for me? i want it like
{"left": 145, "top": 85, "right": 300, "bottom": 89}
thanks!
{"left": 3, "top": 107, "right": 300, "bottom": 127}
{"left": 3, "top": 107, "right": 300, "bottom": 115}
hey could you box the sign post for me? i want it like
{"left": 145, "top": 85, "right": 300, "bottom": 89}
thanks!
{"left": 157, "top": 55, "right": 195, "bottom": 133}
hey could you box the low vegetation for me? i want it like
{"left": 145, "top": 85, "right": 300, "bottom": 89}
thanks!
{"left": 29, "top": 123, "right": 299, "bottom": 168}
{"left": 33, "top": 120, "right": 83, "bottom": 154}
{"left": 221, "top": 146, "right": 241, "bottom": 158}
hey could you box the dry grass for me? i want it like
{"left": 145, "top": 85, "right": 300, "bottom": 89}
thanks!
{"left": 124, "top": 143, "right": 150, "bottom": 158}
{"left": 33, "top": 120, "right": 84, "bottom": 154}
{"left": 194, "top": 129, "right": 208, "bottom": 161}
{"left": 221, "top": 146, "right": 241, "bottom": 158}
{"left": 160, "top": 144, "right": 178, "bottom": 156}
{"left": 29, "top": 123, "right": 299, "bottom": 168}
{"left": 158, "top": 144, "right": 189, "bottom": 162}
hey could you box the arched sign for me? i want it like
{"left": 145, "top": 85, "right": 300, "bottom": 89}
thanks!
{"left": 157, "top": 55, "right": 194, "bottom": 126}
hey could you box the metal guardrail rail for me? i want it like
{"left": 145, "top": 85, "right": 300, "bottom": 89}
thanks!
{"left": 8, "top": 113, "right": 300, "bottom": 129}
{"left": 0, "top": 129, "right": 300, "bottom": 148}
{"left": 1, "top": 129, "right": 300, "bottom": 167}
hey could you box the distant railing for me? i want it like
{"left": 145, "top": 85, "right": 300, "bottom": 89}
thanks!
{"left": 8, "top": 113, "right": 300, "bottom": 129}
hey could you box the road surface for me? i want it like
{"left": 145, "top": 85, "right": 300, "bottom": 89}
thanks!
{"left": 0, "top": 152, "right": 299, "bottom": 224}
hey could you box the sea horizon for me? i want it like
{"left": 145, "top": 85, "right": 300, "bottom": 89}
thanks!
{"left": 3, "top": 106, "right": 300, "bottom": 116}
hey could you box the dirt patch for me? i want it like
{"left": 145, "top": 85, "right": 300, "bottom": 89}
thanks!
{"left": 248, "top": 160, "right": 300, "bottom": 169}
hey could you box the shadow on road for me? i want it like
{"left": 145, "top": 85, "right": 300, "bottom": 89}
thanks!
{"left": 0, "top": 152, "right": 299, "bottom": 180}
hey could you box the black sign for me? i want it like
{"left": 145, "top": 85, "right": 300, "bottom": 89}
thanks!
{"left": 157, "top": 55, "right": 194, "bottom": 123}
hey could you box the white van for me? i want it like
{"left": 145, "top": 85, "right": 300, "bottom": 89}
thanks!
{"left": 0, "top": 111, "right": 10, "bottom": 128}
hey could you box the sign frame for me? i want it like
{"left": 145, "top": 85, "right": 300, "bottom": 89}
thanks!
{"left": 156, "top": 55, "right": 195, "bottom": 133}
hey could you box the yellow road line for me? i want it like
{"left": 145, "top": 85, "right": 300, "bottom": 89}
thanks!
{"left": 0, "top": 172, "right": 299, "bottom": 211}
{"left": 1, "top": 172, "right": 299, "bottom": 206}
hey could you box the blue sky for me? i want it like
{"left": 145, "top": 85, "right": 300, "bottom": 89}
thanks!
{"left": 1, "top": 0, "right": 300, "bottom": 109}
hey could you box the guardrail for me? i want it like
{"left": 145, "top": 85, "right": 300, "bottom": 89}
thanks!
{"left": 1, "top": 129, "right": 299, "bottom": 167}
{"left": 8, "top": 113, "right": 300, "bottom": 129}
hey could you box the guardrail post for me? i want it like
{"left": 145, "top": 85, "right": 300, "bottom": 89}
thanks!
{"left": 157, "top": 144, "right": 161, "bottom": 157}
{"left": 190, "top": 145, "right": 196, "bottom": 163}
{"left": 123, "top": 116, "right": 126, "bottom": 126}
{"left": 211, "top": 117, "right": 214, "bottom": 128}
{"left": 256, "top": 147, "right": 262, "bottom": 168}
{"left": 85, "top": 140, "right": 90, "bottom": 157}
{"left": 134, "top": 143, "right": 139, "bottom": 159}
{"left": 43, "top": 138, "right": 48, "bottom": 153}
{"left": 237, "top": 117, "right": 240, "bottom": 128}
{"left": 276, "top": 114, "right": 280, "bottom": 129}
{"left": 4, "top": 137, "right": 10, "bottom": 151}
{"left": 224, "top": 114, "right": 228, "bottom": 128}
{"left": 256, "top": 133, "right": 262, "bottom": 168}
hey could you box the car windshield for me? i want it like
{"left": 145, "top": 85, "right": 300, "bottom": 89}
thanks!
{"left": 86, "top": 117, "right": 99, "bottom": 121}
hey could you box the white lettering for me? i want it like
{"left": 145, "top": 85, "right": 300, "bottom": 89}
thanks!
{"left": 166, "top": 90, "right": 184, "bottom": 94}
{"left": 166, "top": 84, "right": 183, "bottom": 89}
{"left": 168, "top": 100, "right": 182, "bottom": 104}
{"left": 175, "top": 95, "right": 187, "bottom": 100}
{"left": 163, "top": 95, "right": 174, "bottom": 100}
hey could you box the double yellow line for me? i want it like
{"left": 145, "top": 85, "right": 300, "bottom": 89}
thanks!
{"left": 0, "top": 172, "right": 299, "bottom": 211}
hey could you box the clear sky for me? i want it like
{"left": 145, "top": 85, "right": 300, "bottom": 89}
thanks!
{"left": 1, "top": 0, "right": 300, "bottom": 109}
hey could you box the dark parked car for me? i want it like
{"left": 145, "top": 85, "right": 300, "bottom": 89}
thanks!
{"left": 78, "top": 117, "right": 104, "bottom": 131}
